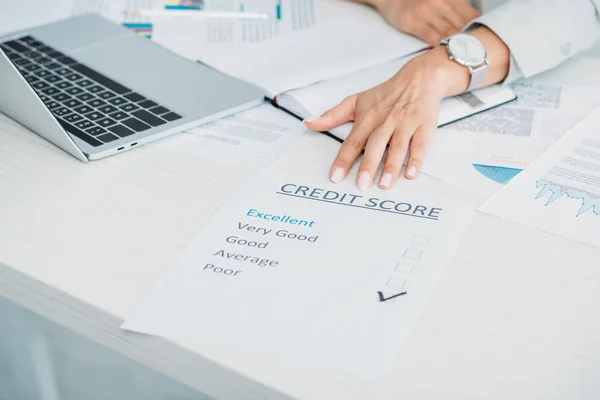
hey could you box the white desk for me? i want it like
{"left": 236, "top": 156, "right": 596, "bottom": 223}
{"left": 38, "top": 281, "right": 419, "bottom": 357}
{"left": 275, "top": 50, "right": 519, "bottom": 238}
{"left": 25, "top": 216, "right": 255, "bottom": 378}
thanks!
{"left": 3, "top": 52, "right": 600, "bottom": 399}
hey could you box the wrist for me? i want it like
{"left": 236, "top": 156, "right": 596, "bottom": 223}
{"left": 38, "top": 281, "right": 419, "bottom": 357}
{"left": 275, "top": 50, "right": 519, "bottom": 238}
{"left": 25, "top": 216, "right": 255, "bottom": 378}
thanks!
{"left": 420, "top": 28, "right": 510, "bottom": 97}
{"left": 423, "top": 46, "right": 471, "bottom": 97}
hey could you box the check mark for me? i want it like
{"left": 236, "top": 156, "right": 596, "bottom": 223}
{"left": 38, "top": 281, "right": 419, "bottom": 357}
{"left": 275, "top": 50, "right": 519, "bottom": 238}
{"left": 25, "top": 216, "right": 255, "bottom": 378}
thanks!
{"left": 377, "top": 291, "right": 407, "bottom": 302}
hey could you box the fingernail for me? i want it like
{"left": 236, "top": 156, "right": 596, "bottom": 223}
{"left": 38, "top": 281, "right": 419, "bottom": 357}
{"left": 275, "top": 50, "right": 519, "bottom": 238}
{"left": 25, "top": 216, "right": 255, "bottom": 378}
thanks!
{"left": 406, "top": 166, "right": 417, "bottom": 179}
{"left": 357, "top": 171, "right": 371, "bottom": 190}
{"left": 379, "top": 172, "right": 392, "bottom": 188}
{"left": 330, "top": 167, "right": 345, "bottom": 183}
{"left": 303, "top": 116, "right": 321, "bottom": 123}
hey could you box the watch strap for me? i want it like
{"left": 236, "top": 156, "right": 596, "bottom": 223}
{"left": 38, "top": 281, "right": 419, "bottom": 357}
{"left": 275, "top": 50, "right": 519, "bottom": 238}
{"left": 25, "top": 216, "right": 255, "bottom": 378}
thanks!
{"left": 467, "top": 62, "right": 488, "bottom": 92}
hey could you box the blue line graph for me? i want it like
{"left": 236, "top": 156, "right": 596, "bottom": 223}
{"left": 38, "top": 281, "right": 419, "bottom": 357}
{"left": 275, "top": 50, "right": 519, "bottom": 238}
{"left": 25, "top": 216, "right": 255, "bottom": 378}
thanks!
{"left": 535, "top": 179, "right": 600, "bottom": 217}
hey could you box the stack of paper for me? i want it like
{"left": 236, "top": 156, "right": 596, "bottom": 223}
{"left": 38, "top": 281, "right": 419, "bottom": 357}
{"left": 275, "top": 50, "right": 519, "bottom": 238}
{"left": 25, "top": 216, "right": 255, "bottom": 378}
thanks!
{"left": 480, "top": 105, "right": 600, "bottom": 248}
{"left": 420, "top": 57, "right": 600, "bottom": 197}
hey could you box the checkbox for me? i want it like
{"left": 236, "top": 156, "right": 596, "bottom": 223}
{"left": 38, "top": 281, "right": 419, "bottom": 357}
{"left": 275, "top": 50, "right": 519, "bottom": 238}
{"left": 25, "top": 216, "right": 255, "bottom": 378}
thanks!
{"left": 403, "top": 249, "right": 423, "bottom": 260}
{"left": 395, "top": 262, "right": 415, "bottom": 273}
{"left": 412, "top": 235, "right": 431, "bottom": 245}
{"left": 387, "top": 277, "right": 406, "bottom": 289}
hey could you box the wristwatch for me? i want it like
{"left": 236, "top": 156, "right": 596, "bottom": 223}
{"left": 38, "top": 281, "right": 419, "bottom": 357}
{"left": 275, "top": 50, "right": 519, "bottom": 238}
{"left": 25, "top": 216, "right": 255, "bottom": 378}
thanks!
{"left": 441, "top": 33, "right": 488, "bottom": 92}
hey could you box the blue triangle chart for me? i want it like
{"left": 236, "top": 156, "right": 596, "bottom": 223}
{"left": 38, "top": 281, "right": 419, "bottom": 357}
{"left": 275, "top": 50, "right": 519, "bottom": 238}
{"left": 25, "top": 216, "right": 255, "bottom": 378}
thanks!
{"left": 473, "top": 164, "right": 523, "bottom": 185}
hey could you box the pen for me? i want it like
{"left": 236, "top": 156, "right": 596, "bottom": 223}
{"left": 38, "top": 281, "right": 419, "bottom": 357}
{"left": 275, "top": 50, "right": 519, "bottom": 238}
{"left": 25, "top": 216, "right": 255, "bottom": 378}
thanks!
{"left": 126, "top": 10, "right": 270, "bottom": 19}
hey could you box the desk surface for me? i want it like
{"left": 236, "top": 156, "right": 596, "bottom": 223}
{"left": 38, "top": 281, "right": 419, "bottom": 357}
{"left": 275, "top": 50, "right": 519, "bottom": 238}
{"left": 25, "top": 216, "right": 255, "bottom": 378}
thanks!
{"left": 2, "top": 51, "right": 600, "bottom": 400}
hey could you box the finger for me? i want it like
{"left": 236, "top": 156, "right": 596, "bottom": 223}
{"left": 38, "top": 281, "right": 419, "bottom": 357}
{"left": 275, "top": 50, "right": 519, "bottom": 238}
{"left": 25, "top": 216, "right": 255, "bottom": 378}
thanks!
{"left": 408, "top": 5, "right": 450, "bottom": 45}
{"left": 304, "top": 95, "right": 357, "bottom": 132}
{"left": 329, "top": 112, "right": 380, "bottom": 184}
{"left": 379, "top": 126, "right": 414, "bottom": 190}
{"left": 405, "top": 120, "right": 437, "bottom": 179}
{"left": 430, "top": 12, "right": 459, "bottom": 39}
{"left": 378, "top": 108, "right": 421, "bottom": 189}
{"left": 356, "top": 118, "right": 396, "bottom": 190}
{"left": 425, "top": 22, "right": 448, "bottom": 46}
{"left": 450, "top": 1, "right": 481, "bottom": 25}
{"left": 440, "top": 8, "right": 467, "bottom": 31}
{"left": 411, "top": 23, "right": 442, "bottom": 46}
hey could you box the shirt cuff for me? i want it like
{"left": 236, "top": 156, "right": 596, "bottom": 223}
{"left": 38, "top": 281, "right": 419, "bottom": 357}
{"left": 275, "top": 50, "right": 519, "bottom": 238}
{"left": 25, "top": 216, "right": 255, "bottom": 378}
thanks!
{"left": 504, "top": 55, "right": 524, "bottom": 84}
{"left": 463, "top": 0, "right": 600, "bottom": 79}
{"left": 464, "top": 21, "right": 523, "bottom": 84}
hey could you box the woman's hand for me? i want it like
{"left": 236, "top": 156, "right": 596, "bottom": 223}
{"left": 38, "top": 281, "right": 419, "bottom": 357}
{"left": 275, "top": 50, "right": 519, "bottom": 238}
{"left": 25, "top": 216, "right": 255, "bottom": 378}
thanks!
{"left": 304, "top": 28, "right": 511, "bottom": 190}
{"left": 362, "top": 0, "right": 480, "bottom": 45}
{"left": 305, "top": 47, "right": 469, "bottom": 190}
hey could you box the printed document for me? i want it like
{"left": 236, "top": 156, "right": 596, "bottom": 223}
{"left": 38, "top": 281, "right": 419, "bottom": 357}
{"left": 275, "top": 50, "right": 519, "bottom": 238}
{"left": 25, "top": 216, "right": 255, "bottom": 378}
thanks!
{"left": 152, "top": 0, "right": 323, "bottom": 52}
{"left": 155, "top": 103, "right": 306, "bottom": 166}
{"left": 480, "top": 105, "right": 600, "bottom": 248}
{"left": 123, "top": 158, "right": 473, "bottom": 376}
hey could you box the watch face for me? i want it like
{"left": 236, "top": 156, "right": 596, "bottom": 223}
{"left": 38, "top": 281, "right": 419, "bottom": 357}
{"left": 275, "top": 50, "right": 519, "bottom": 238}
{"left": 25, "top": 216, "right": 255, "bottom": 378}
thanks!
{"left": 447, "top": 34, "right": 486, "bottom": 67}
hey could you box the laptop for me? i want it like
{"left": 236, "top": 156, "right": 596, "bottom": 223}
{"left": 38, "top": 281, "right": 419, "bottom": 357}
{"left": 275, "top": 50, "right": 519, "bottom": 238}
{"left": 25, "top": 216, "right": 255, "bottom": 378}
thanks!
{"left": 0, "top": 14, "right": 265, "bottom": 162}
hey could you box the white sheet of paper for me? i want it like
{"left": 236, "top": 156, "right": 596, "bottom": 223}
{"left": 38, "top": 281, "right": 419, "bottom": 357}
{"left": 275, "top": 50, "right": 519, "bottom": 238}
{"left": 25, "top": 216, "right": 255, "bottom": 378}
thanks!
{"left": 192, "top": 17, "right": 426, "bottom": 96}
{"left": 460, "top": 134, "right": 541, "bottom": 170}
{"left": 123, "top": 157, "right": 473, "bottom": 377}
{"left": 421, "top": 128, "right": 505, "bottom": 199}
{"left": 480, "top": 105, "right": 600, "bottom": 248}
{"left": 154, "top": 103, "right": 306, "bottom": 167}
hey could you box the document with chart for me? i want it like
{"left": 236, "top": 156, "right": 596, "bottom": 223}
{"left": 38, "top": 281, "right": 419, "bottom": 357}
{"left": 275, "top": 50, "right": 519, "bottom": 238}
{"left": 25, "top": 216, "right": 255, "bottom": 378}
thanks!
{"left": 123, "top": 163, "right": 473, "bottom": 376}
{"left": 480, "top": 105, "right": 600, "bottom": 248}
{"left": 465, "top": 81, "right": 600, "bottom": 169}
{"left": 418, "top": 79, "right": 600, "bottom": 198}
{"left": 153, "top": 0, "right": 324, "bottom": 50}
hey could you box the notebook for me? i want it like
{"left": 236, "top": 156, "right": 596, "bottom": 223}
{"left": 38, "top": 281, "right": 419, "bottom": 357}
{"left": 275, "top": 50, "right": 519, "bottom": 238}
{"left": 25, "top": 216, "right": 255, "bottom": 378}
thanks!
{"left": 273, "top": 52, "right": 517, "bottom": 141}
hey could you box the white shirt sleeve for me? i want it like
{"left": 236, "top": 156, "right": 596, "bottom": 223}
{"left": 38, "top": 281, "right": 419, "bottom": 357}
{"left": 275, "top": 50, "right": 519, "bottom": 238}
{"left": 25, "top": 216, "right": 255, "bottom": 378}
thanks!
{"left": 504, "top": 55, "right": 523, "bottom": 83}
{"left": 465, "top": 0, "right": 600, "bottom": 84}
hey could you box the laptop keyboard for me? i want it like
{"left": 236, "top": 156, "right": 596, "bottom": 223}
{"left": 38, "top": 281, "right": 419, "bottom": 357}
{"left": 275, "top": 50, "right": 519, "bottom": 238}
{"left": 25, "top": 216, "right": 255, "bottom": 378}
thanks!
{"left": 0, "top": 35, "right": 183, "bottom": 147}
